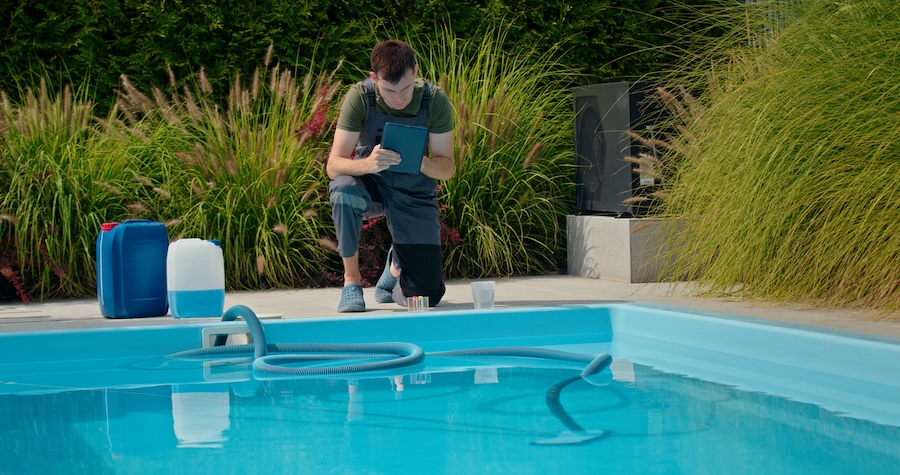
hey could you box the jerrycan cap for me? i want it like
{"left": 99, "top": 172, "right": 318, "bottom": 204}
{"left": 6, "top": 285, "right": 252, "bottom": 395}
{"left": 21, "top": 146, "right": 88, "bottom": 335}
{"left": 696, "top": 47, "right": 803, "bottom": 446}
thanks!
{"left": 101, "top": 222, "right": 119, "bottom": 232}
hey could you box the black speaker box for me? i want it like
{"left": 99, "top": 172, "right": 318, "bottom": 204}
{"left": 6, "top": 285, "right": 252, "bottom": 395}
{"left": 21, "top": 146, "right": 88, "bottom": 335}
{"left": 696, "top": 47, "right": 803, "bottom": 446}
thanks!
{"left": 573, "top": 81, "right": 663, "bottom": 216}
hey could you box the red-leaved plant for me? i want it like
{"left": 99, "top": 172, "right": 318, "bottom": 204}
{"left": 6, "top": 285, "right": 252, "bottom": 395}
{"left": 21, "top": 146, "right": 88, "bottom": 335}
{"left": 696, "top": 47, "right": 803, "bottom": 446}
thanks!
{"left": 0, "top": 250, "right": 29, "bottom": 304}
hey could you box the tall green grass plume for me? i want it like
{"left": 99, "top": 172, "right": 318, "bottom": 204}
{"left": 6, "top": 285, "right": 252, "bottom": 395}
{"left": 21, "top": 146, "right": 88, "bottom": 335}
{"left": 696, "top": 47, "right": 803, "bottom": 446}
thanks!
{"left": 656, "top": 0, "right": 900, "bottom": 315}
{"left": 0, "top": 80, "right": 125, "bottom": 300}
{"left": 113, "top": 47, "right": 344, "bottom": 289}
{"left": 408, "top": 21, "right": 582, "bottom": 278}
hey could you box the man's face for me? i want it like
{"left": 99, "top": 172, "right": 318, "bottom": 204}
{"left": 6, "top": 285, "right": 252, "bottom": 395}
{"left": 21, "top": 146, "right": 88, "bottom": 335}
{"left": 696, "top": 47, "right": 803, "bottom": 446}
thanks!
{"left": 371, "top": 65, "right": 418, "bottom": 111}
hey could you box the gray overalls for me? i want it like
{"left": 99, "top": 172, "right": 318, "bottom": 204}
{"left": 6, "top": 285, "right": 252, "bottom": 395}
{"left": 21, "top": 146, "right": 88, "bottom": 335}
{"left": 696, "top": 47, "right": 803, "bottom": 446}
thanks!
{"left": 329, "top": 79, "right": 445, "bottom": 305}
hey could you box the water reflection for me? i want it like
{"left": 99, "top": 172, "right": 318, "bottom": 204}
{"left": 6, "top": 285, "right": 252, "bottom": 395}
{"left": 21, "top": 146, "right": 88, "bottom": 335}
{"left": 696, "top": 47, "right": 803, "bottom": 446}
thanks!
{"left": 171, "top": 384, "right": 231, "bottom": 448}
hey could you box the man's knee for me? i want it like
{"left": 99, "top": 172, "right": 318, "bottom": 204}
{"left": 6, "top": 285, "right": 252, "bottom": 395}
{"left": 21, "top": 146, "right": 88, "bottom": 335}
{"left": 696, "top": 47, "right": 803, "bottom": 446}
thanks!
{"left": 329, "top": 177, "right": 367, "bottom": 212}
{"left": 394, "top": 244, "right": 444, "bottom": 305}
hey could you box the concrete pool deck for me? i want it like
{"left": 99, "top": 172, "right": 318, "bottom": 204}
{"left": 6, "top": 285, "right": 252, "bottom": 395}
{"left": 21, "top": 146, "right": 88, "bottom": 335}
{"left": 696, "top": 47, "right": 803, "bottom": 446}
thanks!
{"left": 1, "top": 275, "right": 899, "bottom": 339}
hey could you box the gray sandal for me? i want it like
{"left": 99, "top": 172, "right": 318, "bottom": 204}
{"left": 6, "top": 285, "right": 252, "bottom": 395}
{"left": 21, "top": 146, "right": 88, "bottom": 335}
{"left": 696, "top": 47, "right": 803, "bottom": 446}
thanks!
{"left": 374, "top": 248, "right": 398, "bottom": 304}
{"left": 338, "top": 284, "right": 366, "bottom": 312}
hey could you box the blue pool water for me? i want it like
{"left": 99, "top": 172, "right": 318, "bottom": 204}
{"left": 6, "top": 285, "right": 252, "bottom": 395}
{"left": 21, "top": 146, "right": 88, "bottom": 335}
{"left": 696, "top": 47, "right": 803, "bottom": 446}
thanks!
{"left": 1, "top": 303, "right": 898, "bottom": 474}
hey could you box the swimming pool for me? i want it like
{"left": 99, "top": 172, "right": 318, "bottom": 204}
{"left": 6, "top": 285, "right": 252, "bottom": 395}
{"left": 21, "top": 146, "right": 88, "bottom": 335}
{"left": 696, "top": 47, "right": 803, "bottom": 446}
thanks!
{"left": 1, "top": 303, "right": 898, "bottom": 474}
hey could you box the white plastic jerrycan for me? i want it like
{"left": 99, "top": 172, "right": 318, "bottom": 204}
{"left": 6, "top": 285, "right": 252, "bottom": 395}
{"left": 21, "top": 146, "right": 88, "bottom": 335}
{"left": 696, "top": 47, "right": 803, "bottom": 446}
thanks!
{"left": 166, "top": 238, "right": 225, "bottom": 318}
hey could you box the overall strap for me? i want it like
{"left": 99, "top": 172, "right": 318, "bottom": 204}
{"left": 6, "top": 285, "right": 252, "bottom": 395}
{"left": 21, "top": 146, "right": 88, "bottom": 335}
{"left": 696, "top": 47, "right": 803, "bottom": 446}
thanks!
{"left": 364, "top": 78, "right": 377, "bottom": 116}
{"left": 420, "top": 83, "right": 432, "bottom": 112}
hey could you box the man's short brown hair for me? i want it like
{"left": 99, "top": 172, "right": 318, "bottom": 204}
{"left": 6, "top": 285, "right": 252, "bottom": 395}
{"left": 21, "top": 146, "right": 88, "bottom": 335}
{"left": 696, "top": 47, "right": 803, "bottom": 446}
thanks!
{"left": 370, "top": 40, "right": 416, "bottom": 83}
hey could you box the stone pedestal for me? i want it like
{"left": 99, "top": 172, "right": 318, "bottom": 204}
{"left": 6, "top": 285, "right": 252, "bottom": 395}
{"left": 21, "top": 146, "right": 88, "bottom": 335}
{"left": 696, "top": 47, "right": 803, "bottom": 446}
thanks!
{"left": 567, "top": 215, "right": 679, "bottom": 283}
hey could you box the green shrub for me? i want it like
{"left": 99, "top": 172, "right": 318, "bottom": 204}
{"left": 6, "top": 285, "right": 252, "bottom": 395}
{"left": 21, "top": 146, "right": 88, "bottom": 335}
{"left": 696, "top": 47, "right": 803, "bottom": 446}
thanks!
{"left": 1, "top": 0, "right": 716, "bottom": 113}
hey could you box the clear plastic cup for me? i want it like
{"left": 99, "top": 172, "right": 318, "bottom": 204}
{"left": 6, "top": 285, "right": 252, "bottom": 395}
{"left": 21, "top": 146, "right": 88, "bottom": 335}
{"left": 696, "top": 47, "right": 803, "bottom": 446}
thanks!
{"left": 470, "top": 281, "right": 495, "bottom": 309}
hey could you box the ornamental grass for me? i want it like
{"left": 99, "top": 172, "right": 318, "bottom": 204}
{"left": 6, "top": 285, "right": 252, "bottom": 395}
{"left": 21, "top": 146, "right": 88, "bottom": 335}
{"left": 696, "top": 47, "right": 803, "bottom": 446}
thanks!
{"left": 656, "top": 0, "right": 900, "bottom": 314}
{"left": 410, "top": 22, "right": 581, "bottom": 277}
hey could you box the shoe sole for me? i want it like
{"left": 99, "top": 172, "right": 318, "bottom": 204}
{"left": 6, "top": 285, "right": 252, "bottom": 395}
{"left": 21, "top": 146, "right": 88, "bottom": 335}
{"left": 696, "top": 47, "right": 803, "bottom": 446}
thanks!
{"left": 338, "top": 305, "right": 366, "bottom": 313}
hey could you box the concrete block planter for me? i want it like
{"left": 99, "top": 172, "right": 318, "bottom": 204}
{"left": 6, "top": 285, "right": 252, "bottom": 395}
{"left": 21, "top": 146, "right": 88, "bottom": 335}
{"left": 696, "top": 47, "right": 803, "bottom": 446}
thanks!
{"left": 567, "top": 215, "right": 680, "bottom": 283}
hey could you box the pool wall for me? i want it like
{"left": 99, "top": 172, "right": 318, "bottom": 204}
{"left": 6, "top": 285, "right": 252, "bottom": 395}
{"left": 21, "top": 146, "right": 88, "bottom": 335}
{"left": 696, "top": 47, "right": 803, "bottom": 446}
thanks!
{"left": 607, "top": 303, "right": 900, "bottom": 425}
{"left": 1, "top": 304, "right": 614, "bottom": 364}
{"left": 610, "top": 303, "right": 898, "bottom": 381}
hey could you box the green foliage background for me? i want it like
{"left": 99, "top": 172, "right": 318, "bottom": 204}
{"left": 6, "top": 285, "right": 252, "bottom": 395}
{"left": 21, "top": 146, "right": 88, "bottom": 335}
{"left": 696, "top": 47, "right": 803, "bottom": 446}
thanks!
{"left": 6, "top": 0, "right": 895, "bottom": 315}
{"left": 1, "top": 0, "right": 725, "bottom": 303}
{"left": 0, "top": 18, "right": 589, "bottom": 302}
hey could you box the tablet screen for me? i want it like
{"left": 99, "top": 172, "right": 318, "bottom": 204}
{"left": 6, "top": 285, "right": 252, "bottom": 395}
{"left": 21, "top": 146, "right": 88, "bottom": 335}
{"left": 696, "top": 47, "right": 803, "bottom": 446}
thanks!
{"left": 381, "top": 122, "right": 428, "bottom": 174}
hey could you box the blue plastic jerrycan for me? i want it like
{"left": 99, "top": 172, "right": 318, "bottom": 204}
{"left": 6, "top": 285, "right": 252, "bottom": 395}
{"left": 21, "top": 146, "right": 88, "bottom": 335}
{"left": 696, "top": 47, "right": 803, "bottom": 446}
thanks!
{"left": 96, "top": 219, "right": 169, "bottom": 318}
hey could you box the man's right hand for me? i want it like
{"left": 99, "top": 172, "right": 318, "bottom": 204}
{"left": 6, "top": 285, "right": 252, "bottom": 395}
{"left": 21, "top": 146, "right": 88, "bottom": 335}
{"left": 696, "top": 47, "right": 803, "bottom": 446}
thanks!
{"left": 327, "top": 129, "right": 405, "bottom": 179}
{"left": 364, "top": 144, "right": 402, "bottom": 173}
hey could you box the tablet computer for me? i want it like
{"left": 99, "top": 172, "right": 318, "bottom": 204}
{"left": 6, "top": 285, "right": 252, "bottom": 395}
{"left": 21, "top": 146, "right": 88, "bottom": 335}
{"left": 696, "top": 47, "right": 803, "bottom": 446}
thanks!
{"left": 381, "top": 122, "right": 428, "bottom": 174}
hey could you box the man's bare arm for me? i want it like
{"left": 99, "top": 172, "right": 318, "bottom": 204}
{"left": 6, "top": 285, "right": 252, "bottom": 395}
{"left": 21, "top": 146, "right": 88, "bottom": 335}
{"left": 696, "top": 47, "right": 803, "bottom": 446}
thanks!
{"left": 421, "top": 131, "right": 455, "bottom": 181}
